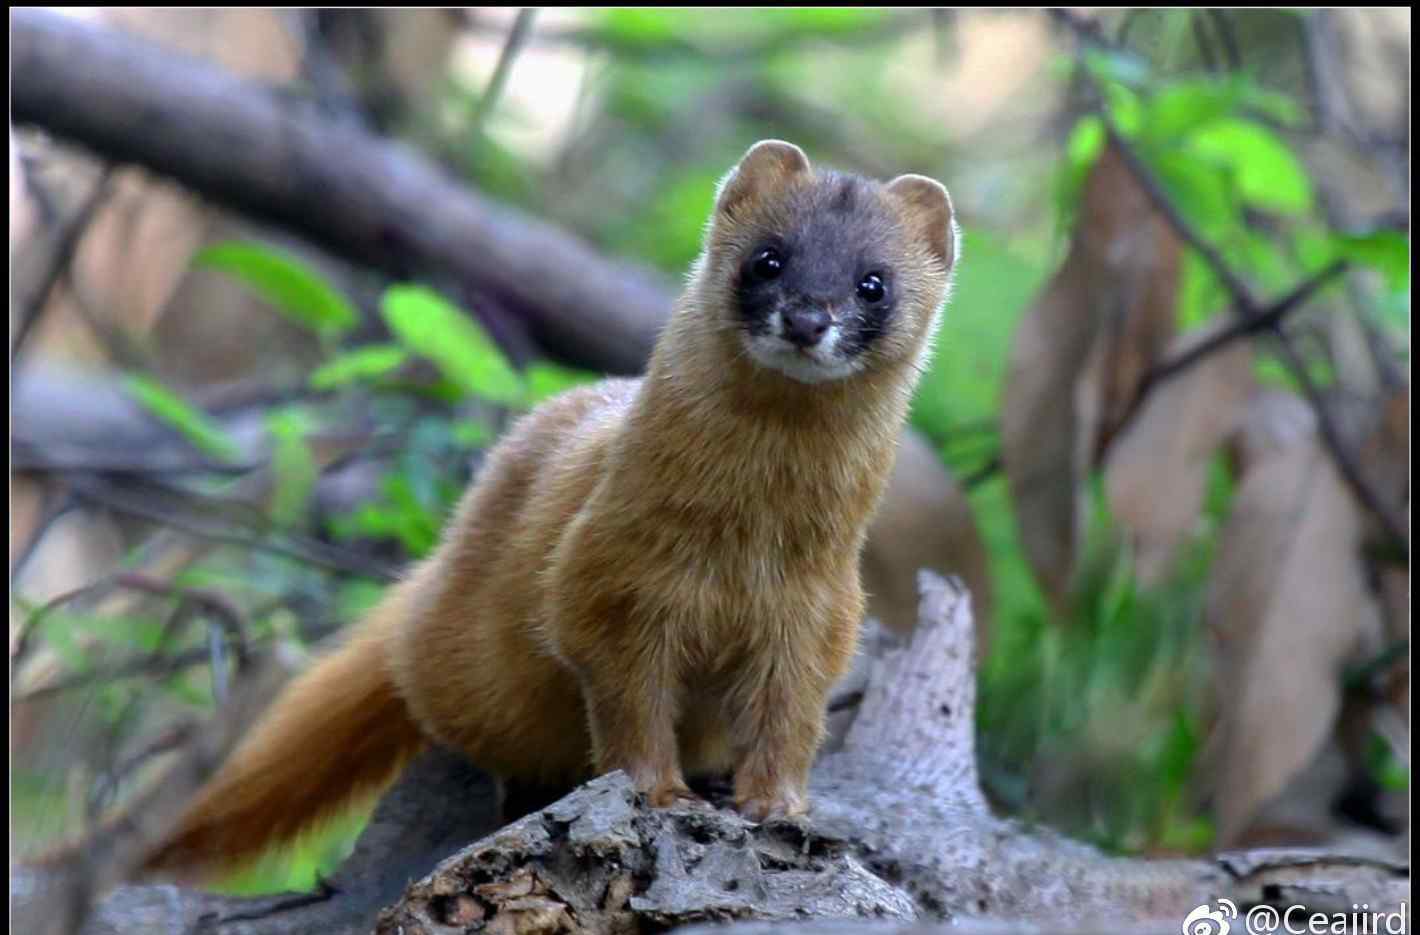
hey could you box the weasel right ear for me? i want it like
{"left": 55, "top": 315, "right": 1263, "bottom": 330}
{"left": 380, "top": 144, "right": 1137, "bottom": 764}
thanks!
{"left": 714, "top": 140, "right": 811, "bottom": 222}
{"left": 886, "top": 174, "right": 957, "bottom": 272}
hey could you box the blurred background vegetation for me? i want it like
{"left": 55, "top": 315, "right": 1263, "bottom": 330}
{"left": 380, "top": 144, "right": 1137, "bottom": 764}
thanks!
{"left": 11, "top": 8, "right": 1410, "bottom": 896}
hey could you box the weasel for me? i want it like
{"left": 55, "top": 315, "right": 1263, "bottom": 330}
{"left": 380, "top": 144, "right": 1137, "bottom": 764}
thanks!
{"left": 143, "top": 140, "right": 958, "bottom": 876}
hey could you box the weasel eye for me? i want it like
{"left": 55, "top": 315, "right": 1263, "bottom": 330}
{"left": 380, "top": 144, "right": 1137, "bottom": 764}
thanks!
{"left": 857, "top": 272, "right": 885, "bottom": 303}
{"left": 752, "top": 248, "right": 784, "bottom": 280}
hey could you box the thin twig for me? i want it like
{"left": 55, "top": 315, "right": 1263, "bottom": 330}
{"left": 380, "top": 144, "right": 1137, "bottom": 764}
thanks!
{"left": 1191, "top": 13, "right": 1219, "bottom": 73}
{"left": 963, "top": 454, "right": 1003, "bottom": 491}
{"left": 1139, "top": 260, "right": 1349, "bottom": 394}
{"left": 66, "top": 474, "right": 400, "bottom": 581}
{"left": 12, "top": 571, "right": 251, "bottom": 699}
{"left": 470, "top": 9, "right": 537, "bottom": 136}
{"left": 1205, "top": 10, "right": 1241, "bottom": 71}
{"left": 11, "top": 165, "right": 117, "bottom": 361}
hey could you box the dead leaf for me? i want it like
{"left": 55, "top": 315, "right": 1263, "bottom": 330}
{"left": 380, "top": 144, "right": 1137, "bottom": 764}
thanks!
{"left": 1207, "top": 439, "right": 1387, "bottom": 846}
{"left": 865, "top": 428, "right": 992, "bottom": 655}
{"left": 1104, "top": 322, "right": 1254, "bottom": 586}
{"left": 1002, "top": 141, "right": 1180, "bottom": 613}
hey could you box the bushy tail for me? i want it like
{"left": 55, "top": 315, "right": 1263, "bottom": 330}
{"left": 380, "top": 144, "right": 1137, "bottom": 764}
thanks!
{"left": 143, "top": 587, "right": 427, "bottom": 878}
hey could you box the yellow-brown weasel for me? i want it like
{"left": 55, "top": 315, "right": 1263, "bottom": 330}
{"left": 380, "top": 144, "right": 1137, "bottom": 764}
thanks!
{"left": 144, "top": 140, "right": 958, "bottom": 876}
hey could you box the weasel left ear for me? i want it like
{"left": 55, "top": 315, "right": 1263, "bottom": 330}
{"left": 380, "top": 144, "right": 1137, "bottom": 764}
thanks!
{"left": 715, "top": 140, "right": 811, "bottom": 222}
{"left": 886, "top": 174, "right": 957, "bottom": 271}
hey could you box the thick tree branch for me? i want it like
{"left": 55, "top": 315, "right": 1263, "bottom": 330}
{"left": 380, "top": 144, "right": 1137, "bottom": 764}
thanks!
{"left": 11, "top": 9, "right": 672, "bottom": 376}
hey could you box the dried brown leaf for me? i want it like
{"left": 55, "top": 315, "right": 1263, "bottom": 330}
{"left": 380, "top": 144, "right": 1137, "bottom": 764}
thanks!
{"left": 1207, "top": 440, "right": 1387, "bottom": 846}
{"left": 1104, "top": 323, "right": 1254, "bottom": 586}
{"left": 865, "top": 429, "right": 992, "bottom": 655}
{"left": 1002, "top": 142, "right": 1180, "bottom": 613}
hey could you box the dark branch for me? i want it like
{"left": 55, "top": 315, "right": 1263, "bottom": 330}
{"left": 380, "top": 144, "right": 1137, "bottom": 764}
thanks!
{"left": 469, "top": 9, "right": 537, "bottom": 135}
{"left": 11, "top": 9, "right": 673, "bottom": 376}
{"left": 1147, "top": 260, "right": 1348, "bottom": 387}
{"left": 11, "top": 165, "right": 117, "bottom": 361}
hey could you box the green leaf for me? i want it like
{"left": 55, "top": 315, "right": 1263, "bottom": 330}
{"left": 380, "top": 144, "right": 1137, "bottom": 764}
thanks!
{"left": 1144, "top": 79, "right": 1240, "bottom": 143}
{"left": 1176, "top": 250, "right": 1227, "bottom": 330}
{"left": 195, "top": 242, "right": 359, "bottom": 338}
{"left": 380, "top": 286, "right": 524, "bottom": 404}
{"left": 1067, "top": 115, "right": 1106, "bottom": 168}
{"left": 612, "top": 167, "right": 721, "bottom": 273}
{"left": 451, "top": 420, "right": 495, "bottom": 448}
{"left": 1332, "top": 231, "right": 1410, "bottom": 292}
{"left": 337, "top": 579, "right": 386, "bottom": 622}
{"left": 266, "top": 407, "right": 317, "bottom": 527}
{"left": 1053, "top": 116, "right": 1106, "bottom": 229}
{"left": 1103, "top": 81, "right": 1145, "bottom": 137}
{"left": 597, "top": 8, "right": 682, "bottom": 46}
{"left": 124, "top": 374, "right": 241, "bottom": 462}
{"left": 1151, "top": 152, "right": 1237, "bottom": 240}
{"left": 525, "top": 361, "right": 601, "bottom": 405}
{"left": 1238, "top": 83, "right": 1305, "bottom": 128}
{"left": 330, "top": 472, "right": 441, "bottom": 557}
{"left": 1187, "top": 119, "right": 1312, "bottom": 215}
{"left": 310, "top": 345, "right": 410, "bottom": 391}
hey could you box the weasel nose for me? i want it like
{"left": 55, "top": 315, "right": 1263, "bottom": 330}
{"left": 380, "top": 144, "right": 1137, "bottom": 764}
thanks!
{"left": 782, "top": 308, "right": 831, "bottom": 348}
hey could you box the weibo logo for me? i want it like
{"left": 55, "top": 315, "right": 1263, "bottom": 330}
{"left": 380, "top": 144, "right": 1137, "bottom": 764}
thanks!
{"left": 1182, "top": 898, "right": 1239, "bottom": 935}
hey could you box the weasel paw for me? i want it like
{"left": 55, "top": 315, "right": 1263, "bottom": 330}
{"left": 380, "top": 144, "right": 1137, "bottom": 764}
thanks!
{"left": 735, "top": 790, "right": 807, "bottom": 822}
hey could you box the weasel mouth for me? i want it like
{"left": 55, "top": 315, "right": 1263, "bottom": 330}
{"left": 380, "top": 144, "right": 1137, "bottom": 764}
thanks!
{"left": 742, "top": 334, "right": 859, "bottom": 384}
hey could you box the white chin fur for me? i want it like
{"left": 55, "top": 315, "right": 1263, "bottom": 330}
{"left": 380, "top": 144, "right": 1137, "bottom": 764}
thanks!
{"left": 743, "top": 333, "right": 860, "bottom": 384}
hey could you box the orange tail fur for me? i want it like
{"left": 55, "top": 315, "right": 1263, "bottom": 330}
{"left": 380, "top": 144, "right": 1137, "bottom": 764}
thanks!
{"left": 143, "top": 587, "right": 427, "bottom": 878}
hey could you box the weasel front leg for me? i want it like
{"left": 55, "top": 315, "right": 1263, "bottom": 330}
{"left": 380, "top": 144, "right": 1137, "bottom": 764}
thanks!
{"left": 729, "top": 605, "right": 859, "bottom": 821}
{"left": 563, "top": 611, "right": 694, "bottom": 807}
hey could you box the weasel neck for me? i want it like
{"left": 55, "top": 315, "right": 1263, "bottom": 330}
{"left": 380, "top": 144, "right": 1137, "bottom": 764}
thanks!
{"left": 603, "top": 294, "right": 924, "bottom": 544}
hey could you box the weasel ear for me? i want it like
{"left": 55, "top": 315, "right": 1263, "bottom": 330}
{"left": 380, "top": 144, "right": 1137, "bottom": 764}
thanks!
{"left": 715, "top": 140, "right": 811, "bottom": 221}
{"left": 886, "top": 174, "right": 957, "bottom": 271}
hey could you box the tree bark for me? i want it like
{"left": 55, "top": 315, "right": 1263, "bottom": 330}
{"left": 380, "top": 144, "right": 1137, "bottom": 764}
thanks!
{"left": 13, "top": 574, "right": 1408, "bottom": 934}
{"left": 11, "top": 8, "right": 672, "bottom": 377}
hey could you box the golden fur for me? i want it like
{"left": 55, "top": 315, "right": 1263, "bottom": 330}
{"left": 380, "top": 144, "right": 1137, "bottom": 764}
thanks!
{"left": 144, "top": 140, "right": 957, "bottom": 877}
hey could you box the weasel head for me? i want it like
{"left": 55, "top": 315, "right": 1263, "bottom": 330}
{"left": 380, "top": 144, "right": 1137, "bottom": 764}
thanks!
{"left": 697, "top": 140, "right": 958, "bottom": 385}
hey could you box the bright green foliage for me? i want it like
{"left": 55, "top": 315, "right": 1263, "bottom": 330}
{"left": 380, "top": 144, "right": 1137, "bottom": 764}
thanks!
{"left": 310, "top": 345, "right": 410, "bottom": 391}
{"left": 611, "top": 168, "right": 721, "bottom": 272}
{"left": 525, "top": 361, "right": 601, "bottom": 405}
{"left": 331, "top": 472, "right": 444, "bottom": 558}
{"left": 594, "top": 7, "right": 887, "bottom": 53}
{"left": 381, "top": 286, "right": 525, "bottom": 404}
{"left": 1331, "top": 230, "right": 1411, "bottom": 292}
{"left": 910, "top": 230, "right": 1048, "bottom": 448}
{"left": 124, "top": 374, "right": 242, "bottom": 462}
{"left": 196, "top": 241, "right": 359, "bottom": 339}
{"left": 1368, "top": 733, "right": 1411, "bottom": 793}
{"left": 1187, "top": 118, "right": 1312, "bottom": 215}
{"left": 267, "top": 406, "right": 318, "bottom": 528}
